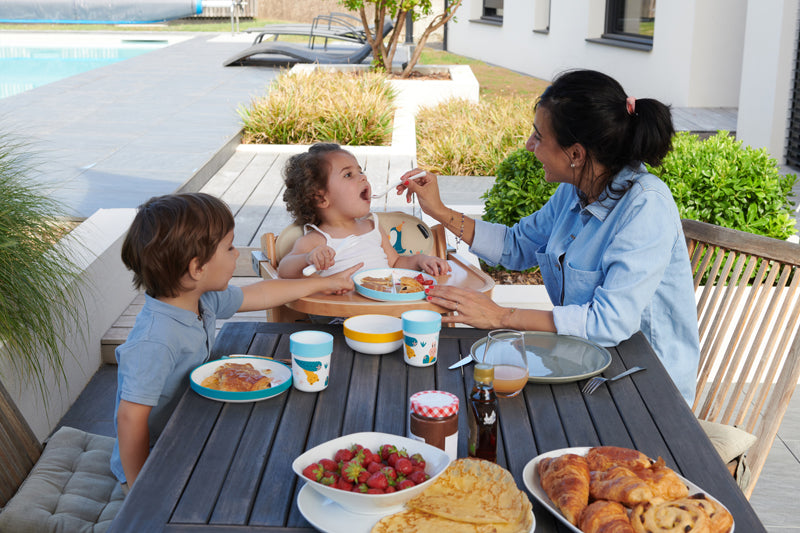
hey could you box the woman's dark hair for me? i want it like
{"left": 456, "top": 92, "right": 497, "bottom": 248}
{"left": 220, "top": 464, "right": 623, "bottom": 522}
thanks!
{"left": 283, "top": 142, "right": 345, "bottom": 226}
{"left": 536, "top": 69, "right": 674, "bottom": 200}
{"left": 121, "top": 192, "right": 235, "bottom": 298}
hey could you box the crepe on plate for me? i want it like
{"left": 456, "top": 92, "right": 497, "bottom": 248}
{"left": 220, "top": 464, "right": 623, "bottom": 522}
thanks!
{"left": 372, "top": 458, "right": 532, "bottom": 533}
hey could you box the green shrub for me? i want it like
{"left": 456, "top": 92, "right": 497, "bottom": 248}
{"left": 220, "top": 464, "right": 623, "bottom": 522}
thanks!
{"left": 238, "top": 70, "right": 396, "bottom": 146}
{"left": 416, "top": 96, "right": 535, "bottom": 176}
{"left": 647, "top": 132, "right": 797, "bottom": 240}
{"left": 481, "top": 148, "right": 556, "bottom": 226}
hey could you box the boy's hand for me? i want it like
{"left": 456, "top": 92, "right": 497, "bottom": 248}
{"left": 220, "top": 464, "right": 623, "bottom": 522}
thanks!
{"left": 321, "top": 263, "right": 362, "bottom": 295}
{"left": 306, "top": 245, "right": 336, "bottom": 273}
{"left": 416, "top": 255, "right": 451, "bottom": 276}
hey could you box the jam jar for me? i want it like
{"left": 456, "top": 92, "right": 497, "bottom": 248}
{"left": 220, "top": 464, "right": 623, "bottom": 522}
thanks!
{"left": 408, "top": 390, "right": 459, "bottom": 460}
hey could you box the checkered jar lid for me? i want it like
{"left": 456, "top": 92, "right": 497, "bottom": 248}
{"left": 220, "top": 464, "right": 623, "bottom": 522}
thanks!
{"left": 410, "top": 390, "right": 459, "bottom": 418}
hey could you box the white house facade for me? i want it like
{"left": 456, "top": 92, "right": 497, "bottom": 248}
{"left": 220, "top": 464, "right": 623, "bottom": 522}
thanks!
{"left": 443, "top": 0, "right": 800, "bottom": 168}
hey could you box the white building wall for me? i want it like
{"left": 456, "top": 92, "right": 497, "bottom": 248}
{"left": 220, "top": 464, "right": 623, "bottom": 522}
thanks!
{"left": 446, "top": 0, "right": 746, "bottom": 107}
{"left": 737, "top": 0, "right": 799, "bottom": 160}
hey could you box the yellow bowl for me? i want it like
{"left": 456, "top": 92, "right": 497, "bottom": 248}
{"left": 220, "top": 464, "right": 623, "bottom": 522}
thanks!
{"left": 343, "top": 314, "right": 403, "bottom": 355}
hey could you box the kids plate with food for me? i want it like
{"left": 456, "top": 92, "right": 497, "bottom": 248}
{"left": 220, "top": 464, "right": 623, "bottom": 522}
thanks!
{"left": 522, "top": 446, "right": 734, "bottom": 533}
{"left": 353, "top": 268, "right": 436, "bottom": 302}
{"left": 190, "top": 356, "right": 292, "bottom": 403}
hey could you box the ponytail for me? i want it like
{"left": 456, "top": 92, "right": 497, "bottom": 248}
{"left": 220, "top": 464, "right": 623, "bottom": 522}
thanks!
{"left": 536, "top": 69, "right": 674, "bottom": 192}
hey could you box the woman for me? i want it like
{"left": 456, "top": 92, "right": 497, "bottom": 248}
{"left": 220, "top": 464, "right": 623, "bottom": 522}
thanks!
{"left": 400, "top": 69, "right": 700, "bottom": 403}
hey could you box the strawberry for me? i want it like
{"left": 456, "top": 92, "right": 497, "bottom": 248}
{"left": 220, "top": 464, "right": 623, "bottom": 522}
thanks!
{"left": 410, "top": 453, "right": 426, "bottom": 469}
{"left": 380, "top": 466, "right": 398, "bottom": 485}
{"left": 334, "top": 448, "right": 354, "bottom": 463}
{"left": 320, "top": 471, "right": 337, "bottom": 485}
{"left": 354, "top": 483, "right": 369, "bottom": 493}
{"left": 384, "top": 485, "right": 396, "bottom": 493}
{"left": 366, "top": 488, "right": 385, "bottom": 494}
{"left": 408, "top": 469, "right": 429, "bottom": 484}
{"left": 379, "top": 444, "right": 397, "bottom": 461}
{"left": 342, "top": 461, "right": 366, "bottom": 483}
{"left": 320, "top": 458, "right": 338, "bottom": 472}
{"left": 367, "top": 461, "right": 382, "bottom": 474}
{"left": 336, "top": 476, "right": 354, "bottom": 492}
{"left": 387, "top": 449, "right": 408, "bottom": 467}
{"left": 395, "top": 457, "right": 413, "bottom": 476}
{"left": 302, "top": 462, "right": 324, "bottom": 481}
{"left": 361, "top": 448, "right": 377, "bottom": 466}
{"left": 366, "top": 471, "right": 389, "bottom": 490}
{"left": 397, "top": 479, "right": 415, "bottom": 490}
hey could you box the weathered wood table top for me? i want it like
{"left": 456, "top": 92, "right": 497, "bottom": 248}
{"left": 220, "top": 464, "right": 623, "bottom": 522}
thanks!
{"left": 110, "top": 322, "right": 765, "bottom": 532}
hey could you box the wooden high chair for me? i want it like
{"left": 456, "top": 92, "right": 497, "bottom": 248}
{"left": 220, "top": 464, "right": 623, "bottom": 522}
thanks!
{"left": 253, "top": 211, "right": 494, "bottom": 322}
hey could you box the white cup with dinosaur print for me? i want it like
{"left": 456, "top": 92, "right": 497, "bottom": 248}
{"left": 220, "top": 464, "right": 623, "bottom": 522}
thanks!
{"left": 290, "top": 330, "right": 333, "bottom": 392}
{"left": 401, "top": 310, "right": 442, "bottom": 367}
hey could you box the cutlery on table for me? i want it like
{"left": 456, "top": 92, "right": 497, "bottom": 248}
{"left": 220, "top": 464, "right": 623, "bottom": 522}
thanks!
{"left": 302, "top": 234, "right": 359, "bottom": 276}
{"left": 228, "top": 354, "right": 292, "bottom": 365}
{"left": 449, "top": 353, "right": 474, "bottom": 370}
{"left": 370, "top": 171, "right": 426, "bottom": 198}
{"left": 581, "top": 366, "right": 645, "bottom": 394}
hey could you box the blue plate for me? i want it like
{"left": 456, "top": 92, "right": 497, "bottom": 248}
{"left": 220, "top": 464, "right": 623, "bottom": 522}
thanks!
{"left": 190, "top": 356, "right": 292, "bottom": 402}
{"left": 353, "top": 268, "right": 436, "bottom": 302}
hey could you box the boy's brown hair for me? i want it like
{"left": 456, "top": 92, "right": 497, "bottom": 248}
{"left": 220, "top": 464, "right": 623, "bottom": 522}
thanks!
{"left": 121, "top": 192, "right": 235, "bottom": 298}
{"left": 283, "top": 142, "right": 346, "bottom": 226}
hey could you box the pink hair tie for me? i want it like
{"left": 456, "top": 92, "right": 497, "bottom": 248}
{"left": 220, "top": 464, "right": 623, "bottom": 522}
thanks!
{"left": 626, "top": 96, "right": 636, "bottom": 115}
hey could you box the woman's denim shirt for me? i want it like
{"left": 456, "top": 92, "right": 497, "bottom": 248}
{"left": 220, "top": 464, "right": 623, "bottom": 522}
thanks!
{"left": 471, "top": 164, "right": 700, "bottom": 403}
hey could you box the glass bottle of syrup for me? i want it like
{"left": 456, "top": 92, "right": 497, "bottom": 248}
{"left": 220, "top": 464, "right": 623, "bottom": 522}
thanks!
{"left": 468, "top": 363, "right": 498, "bottom": 462}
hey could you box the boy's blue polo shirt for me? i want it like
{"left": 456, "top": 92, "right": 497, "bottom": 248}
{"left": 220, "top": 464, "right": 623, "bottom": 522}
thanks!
{"left": 471, "top": 165, "right": 700, "bottom": 404}
{"left": 110, "top": 286, "right": 243, "bottom": 483}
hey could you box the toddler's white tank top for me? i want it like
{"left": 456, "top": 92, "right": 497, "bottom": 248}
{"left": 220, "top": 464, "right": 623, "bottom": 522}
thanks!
{"left": 304, "top": 213, "right": 390, "bottom": 276}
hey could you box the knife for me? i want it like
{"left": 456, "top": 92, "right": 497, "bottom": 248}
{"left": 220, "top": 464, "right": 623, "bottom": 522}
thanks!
{"left": 449, "top": 354, "right": 474, "bottom": 370}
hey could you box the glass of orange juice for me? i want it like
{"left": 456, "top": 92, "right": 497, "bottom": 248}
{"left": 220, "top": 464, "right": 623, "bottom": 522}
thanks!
{"left": 482, "top": 329, "right": 528, "bottom": 398}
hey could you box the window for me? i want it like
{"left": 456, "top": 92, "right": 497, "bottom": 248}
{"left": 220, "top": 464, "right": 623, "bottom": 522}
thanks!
{"left": 533, "top": 0, "right": 550, "bottom": 33}
{"left": 483, "top": 0, "right": 503, "bottom": 21}
{"left": 604, "top": 0, "right": 655, "bottom": 45}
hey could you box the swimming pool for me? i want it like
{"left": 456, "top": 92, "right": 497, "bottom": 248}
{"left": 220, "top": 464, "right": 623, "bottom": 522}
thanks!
{"left": 0, "top": 33, "right": 189, "bottom": 98}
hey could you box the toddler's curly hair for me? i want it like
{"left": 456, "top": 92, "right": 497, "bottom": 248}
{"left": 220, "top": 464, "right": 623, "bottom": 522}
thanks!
{"left": 283, "top": 143, "right": 345, "bottom": 226}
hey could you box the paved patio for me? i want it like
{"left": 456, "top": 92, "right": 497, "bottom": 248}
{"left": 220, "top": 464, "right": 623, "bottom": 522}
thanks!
{"left": 1, "top": 30, "right": 797, "bottom": 531}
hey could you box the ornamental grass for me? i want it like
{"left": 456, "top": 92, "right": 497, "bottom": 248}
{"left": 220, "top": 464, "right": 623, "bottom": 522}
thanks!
{"left": 415, "top": 96, "right": 536, "bottom": 176}
{"left": 0, "top": 133, "right": 88, "bottom": 397}
{"left": 239, "top": 69, "right": 396, "bottom": 146}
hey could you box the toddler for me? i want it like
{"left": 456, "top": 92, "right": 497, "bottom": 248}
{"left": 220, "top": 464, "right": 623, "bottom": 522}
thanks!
{"left": 278, "top": 143, "right": 450, "bottom": 279}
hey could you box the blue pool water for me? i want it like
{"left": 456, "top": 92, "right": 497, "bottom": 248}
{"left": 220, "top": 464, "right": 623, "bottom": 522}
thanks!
{"left": 0, "top": 38, "right": 169, "bottom": 98}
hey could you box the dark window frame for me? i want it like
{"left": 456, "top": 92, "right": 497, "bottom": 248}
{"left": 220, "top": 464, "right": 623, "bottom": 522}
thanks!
{"left": 482, "top": 0, "right": 503, "bottom": 22}
{"left": 603, "top": 0, "right": 654, "bottom": 47}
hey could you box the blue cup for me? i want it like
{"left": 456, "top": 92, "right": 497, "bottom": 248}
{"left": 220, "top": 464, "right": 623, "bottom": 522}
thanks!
{"left": 401, "top": 310, "right": 442, "bottom": 367}
{"left": 290, "top": 330, "right": 333, "bottom": 392}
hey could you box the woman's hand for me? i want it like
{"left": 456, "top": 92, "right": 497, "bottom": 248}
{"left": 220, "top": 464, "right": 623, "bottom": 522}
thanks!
{"left": 425, "top": 285, "right": 509, "bottom": 328}
{"left": 398, "top": 169, "right": 447, "bottom": 221}
{"left": 306, "top": 245, "right": 336, "bottom": 273}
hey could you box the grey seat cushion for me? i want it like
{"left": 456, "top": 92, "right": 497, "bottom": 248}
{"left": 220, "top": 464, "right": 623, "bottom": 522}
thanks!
{"left": 0, "top": 426, "right": 124, "bottom": 533}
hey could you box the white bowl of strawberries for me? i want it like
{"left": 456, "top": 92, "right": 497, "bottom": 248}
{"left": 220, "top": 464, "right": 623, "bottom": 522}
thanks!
{"left": 292, "top": 431, "right": 451, "bottom": 515}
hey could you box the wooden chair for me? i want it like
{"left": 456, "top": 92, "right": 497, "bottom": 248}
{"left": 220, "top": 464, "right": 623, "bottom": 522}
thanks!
{"left": 0, "top": 379, "right": 124, "bottom": 531}
{"left": 682, "top": 218, "right": 800, "bottom": 498}
{"left": 254, "top": 211, "right": 493, "bottom": 322}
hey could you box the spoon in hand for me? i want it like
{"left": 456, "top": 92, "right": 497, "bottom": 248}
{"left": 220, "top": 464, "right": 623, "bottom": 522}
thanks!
{"left": 370, "top": 171, "right": 426, "bottom": 199}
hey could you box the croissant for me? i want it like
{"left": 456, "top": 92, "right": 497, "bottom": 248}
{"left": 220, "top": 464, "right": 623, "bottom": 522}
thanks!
{"left": 630, "top": 498, "right": 711, "bottom": 533}
{"left": 578, "top": 500, "right": 635, "bottom": 533}
{"left": 587, "top": 446, "right": 651, "bottom": 472}
{"left": 589, "top": 466, "right": 654, "bottom": 507}
{"left": 631, "top": 458, "right": 688, "bottom": 500}
{"left": 538, "top": 453, "right": 590, "bottom": 526}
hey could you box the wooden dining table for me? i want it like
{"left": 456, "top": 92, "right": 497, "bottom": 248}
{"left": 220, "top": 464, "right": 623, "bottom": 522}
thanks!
{"left": 109, "top": 322, "right": 766, "bottom": 532}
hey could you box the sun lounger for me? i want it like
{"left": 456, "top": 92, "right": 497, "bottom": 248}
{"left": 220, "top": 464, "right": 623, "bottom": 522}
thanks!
{"left": 247, "top": 13, "right": 369, "bottom": 47}
{"left": 223, "top": 18, "right": 393, "bottom": 66}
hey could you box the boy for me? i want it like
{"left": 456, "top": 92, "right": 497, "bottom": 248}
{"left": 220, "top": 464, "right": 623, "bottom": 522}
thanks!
{"left": 111, "top": 193, "right": 359, "bottom": 490}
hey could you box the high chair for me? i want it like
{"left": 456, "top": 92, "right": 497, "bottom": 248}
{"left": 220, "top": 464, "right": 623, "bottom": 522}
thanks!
{"left": 253, "top": 211, "right": 493, "bottom": 322}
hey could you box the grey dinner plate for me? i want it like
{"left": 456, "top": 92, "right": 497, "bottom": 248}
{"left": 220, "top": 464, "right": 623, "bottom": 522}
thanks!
{"left": 469, "top": 331, "right": 612, "bottom": 383}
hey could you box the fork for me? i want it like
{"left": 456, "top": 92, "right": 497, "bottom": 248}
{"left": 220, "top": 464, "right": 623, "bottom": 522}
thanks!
{"left": 302, "top": 234, "right": 359, "bottom": 276}
{"left": 581, "top": 366, "right": 645, "bottom": 394}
